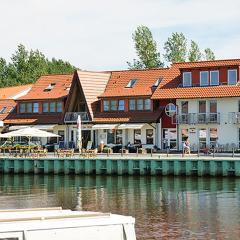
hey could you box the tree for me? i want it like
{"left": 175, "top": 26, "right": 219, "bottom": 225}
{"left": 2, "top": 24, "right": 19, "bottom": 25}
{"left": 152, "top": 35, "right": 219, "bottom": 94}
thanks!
{"left": 0, "top": 44, "right": 76, "bottom": 87}
{"left": 164, "top": 32, "right": 187, "bottom": 63}
{"left": 188, "top": 41, "right": 202, "bottom": 62}
{"left": 204, "top": 48, "right": 215, "bottom": 60}
{"left": 127, "top": 26, "right": 163, "bottom": 69}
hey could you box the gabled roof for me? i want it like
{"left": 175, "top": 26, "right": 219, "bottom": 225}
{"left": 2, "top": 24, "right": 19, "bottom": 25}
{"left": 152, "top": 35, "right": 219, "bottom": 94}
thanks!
{"left": 18, "top": 74, "right": 73, "bottom": 100}
{"left": 75, "top": 70, "right": 111, "bottom": 118}
{"left": 99, "top": 68, "right": 169, "bottom": 98}
{"left": 0, "top": 84, "right": 32, "bottom": 100}
{"left": 152, "top": 59, "right": 240, "bottom": 99}
{"left": 0, "top": 99, "right": 16, "bottom": 121}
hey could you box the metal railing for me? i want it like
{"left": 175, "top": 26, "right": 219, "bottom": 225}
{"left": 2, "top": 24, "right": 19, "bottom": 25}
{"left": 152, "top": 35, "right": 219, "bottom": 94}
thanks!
{"left": 64, "top": 112, "right": 89, "bottom": 123}
{"left": 176, "top": 113, "right": 220, "bottom": 124}
{"left": 228, "top": 112, "right": 240, "bottom": 124}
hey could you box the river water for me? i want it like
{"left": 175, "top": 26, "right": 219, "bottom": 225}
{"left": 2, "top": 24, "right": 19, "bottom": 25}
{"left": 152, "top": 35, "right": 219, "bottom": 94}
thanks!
{"left": 0, "top": 175, "right": 240, "bottom": 239}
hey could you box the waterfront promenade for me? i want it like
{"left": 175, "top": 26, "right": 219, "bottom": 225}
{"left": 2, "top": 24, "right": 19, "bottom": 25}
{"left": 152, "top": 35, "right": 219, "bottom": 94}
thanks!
{"left": 1, "top": 153, "right": 240, "bottom": 176}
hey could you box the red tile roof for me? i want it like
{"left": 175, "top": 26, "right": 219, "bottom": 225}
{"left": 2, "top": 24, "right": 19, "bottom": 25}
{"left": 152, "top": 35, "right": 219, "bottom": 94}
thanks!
{"left": 4, "top": 113, "right": 63, "bottom": 125}
{"left": 93, "top": 111, "right": 162, "bottom": 123}
{"left": 0, "top": 100, "right": 17, "bottom": 121}
{"left": 152, "top": 59, "right": 240, "bottom": 99}
{"left": 100, "top": 68, "right": 169, "bottom": 98}
{"left": 18, "top": 74, "right": 73, "bottom": 100}
{"left": 0, "top": 84, "right": 32, "bottom": 99}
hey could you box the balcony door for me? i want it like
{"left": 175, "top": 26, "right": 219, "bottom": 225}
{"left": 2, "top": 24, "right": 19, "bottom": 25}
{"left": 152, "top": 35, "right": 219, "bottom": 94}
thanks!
{"left": 162, "top": 129, "right": 177, "bottom": 150}
{"left": 209, "top": 100, "right": 218, "bottom": 123}
{"left": 198, "top": 101, "right": 206, "bottom": 123}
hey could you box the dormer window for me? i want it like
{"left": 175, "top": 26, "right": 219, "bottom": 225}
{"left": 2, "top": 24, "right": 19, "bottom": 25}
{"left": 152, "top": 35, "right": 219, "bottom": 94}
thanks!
{"left": 228, "top": 69, "right": 237, "bottom": 85}
{"left": 210, "top": 71, "right": 219, "bottom": 86}
{"left": 126, "top": 79, "right": 137, "bottom": 88}
{"left": 200, "top": 71, "right": 209, "bottom": 86}
{"left": 153, "top": 78, "right": 162, "bottom": 87}
{"left": 0, "top": 107, "right": 6, "bottom": 114}
{"left": 183, "top": 72, "right": 192, "bottom": 87}
{"left": 44, "top": 83, "right": 56, "bottom": 92}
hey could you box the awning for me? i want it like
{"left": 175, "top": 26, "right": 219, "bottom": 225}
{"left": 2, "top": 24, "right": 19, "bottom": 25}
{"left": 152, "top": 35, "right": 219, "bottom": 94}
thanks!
{"left": 118, "top": 123, "right": 145, "bottom": 129}
{"left": 92, "top": 124, "right": 118, "bottom": 130}
{"left": 9, "top": 125, "right": 56, "bottom": 131}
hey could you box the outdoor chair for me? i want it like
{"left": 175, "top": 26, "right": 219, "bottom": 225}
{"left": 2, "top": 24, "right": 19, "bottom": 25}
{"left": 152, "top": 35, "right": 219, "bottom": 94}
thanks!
{"left": 82, "top": 141, "right": 97, "bottom": 157}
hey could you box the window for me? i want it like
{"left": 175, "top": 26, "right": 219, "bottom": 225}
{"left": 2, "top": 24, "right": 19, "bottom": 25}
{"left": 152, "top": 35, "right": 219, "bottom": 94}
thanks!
{"left": 58, "top": 130, "right": 65, "bottom": 142}
{"left": 33, "top": 103, "right": 39, "bottom": 113}
{"left": 19, "top": 103, "right": 26, "bottom": 113}
{"left": 118, "top": 100, "right": 125, "bottom": 111}
{"left": 103, "top": 100, "right": 109, "bottom": 111}
{"left": 153, "top": 78, "right": 162, "bottom": 87}
{"left": 200, "top": 71, "right": 209, "bottom": 86}
{"left": 183, "top": 72, "right": 192, "bottom": 87}
{"left": 107, "top": 129, "right": 114, "bottom": 144}
{"left": 71, "top": 130, "right": 74, "bottom": 142}
{"left": 26, "top": 103, "right": 32, "bottom": 113}
{"left": 50, "top": 102, "right": 56, "bottom": 113}
{"left": 228, "top": 69, "right": 237, "bottom": 85}
{"left": 9, "top": 106, "right": 15, "bottom": 113}
{"left": 210, "top": 128, "right": 218, "bottom": 148}
{"left": 165, "top": 103, "right": 177, "bottom": 117}
{"left": 126, "top": 79, "right": 137, "bottom": 88}
{"left": 57, "top": 102, "right": 62, "bottom": 112}
{"left": 137, "top": 99, "right": 143, "bottom": 110}
{"left": 116, "top": 130, "right": 123, "bottom": 144}
{"left": 129, "top": 99, "right": 135, "bottom": 110}
{"left": 146, "top": 129, "right": 154, "bottom": 144}
{"left": 44, "top": 82, "right": 56, "bottom": 92}
{"left": 43, "top": 102, "right": 49, "bottom": 113}
{"left": 110, "top": 100, "right": 117, "bottom": 111}
{"left": 210, "top": 100, "right": 217, "bottom": 113}
{"left": 0, "top": 107, "right": 6, "bottom": 114}
{"left": 181, "top": 101, "right": 188, "bottom": 114}
{"left": 134, "top": 129, "right": 141, "bottom": 144}
{"left": 144, "top": 99, "right": 151, "bottom": 110}
{"left": 199, "top": 128, "right": 207, "bottom": 149}
{"left": 199, "top": 101, "right": 206, "bottom": 113}
{"left": 210, "top": 71, "right": 219, "bottom": 86}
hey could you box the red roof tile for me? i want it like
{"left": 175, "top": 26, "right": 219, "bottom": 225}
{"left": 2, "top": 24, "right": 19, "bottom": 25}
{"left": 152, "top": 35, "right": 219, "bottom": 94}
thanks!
{"left": 0, "top": 99, "right": 17, "bottom": 121}
{"left": 0, "top": 85, "right": 32, "bottom": 99}
{"left": 152, "top": 59, "right": 240, "bottom": 99}
{"left": 93, "top": 111, "right": 162, "bottom": 123}
{"left": 18, "top": 74, "right": 73, "bottom": 100}
{"left": 100, "top": 68, "right": 169, "bottom": 98}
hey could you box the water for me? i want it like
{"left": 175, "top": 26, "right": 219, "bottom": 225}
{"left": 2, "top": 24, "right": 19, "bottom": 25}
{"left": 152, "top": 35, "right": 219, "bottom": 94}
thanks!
{"left": 0, "top": 175, "right": 240, "bottom": 240}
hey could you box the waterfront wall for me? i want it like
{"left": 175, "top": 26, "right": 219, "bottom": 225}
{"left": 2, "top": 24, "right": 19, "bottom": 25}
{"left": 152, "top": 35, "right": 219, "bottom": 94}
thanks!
{"left": 1, "top": 157, "right": 240, "bottom": 176}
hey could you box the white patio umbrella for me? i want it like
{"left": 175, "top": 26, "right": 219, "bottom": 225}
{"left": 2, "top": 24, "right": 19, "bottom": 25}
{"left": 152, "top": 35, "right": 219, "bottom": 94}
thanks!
{"left": 0, "top": 127, "right": 60, "bottom": 138}
{"left": 77, "top": 115, "right": 82, "bottom": 153}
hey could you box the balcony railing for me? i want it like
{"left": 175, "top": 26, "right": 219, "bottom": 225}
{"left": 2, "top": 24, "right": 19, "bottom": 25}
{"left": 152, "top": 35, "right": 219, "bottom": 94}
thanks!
{"left": 176, "top": 113, "right": 220, "bottom": 124}
{"left": 229, "top": 112, "right": 240, "bottom": 124}
{"left": 64, "top": 112, "right": 89, "bottom": 123}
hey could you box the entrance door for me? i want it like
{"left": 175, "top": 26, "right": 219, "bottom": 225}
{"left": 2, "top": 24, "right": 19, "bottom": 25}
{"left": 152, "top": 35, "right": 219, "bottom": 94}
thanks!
{"left": 162, "top": 129, "right": 177, "bottom": 150}
{"left": 82, "top": 130, "right": 91, "bottom": 148}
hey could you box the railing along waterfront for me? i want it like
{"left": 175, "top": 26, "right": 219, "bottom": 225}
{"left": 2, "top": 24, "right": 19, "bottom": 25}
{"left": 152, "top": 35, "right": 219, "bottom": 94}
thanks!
{"left": 64, "top": 112, "right": 89, "bottom": 123}
{"left": 176, "top": 113, "right": 220, "bottom": 124}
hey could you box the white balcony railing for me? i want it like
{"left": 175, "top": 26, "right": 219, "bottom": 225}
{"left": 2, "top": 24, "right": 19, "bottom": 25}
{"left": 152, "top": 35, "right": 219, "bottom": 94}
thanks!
{"left": 176, "top": 113, "right": 220, "bottom": 124}
{"left": 64, "top": 112, "right": 89, "bottom": 123}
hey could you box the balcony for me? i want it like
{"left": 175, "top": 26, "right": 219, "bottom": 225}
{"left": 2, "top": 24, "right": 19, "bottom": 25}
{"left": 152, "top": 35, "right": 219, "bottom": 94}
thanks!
{"left": 64, "top": 112, "right": 89, "bottom": 123}
{"left": 229, "top": 112, "right": 240, "bottom": 124}
{"left": 176, "top": 113, "right": 220, "bottom": 124}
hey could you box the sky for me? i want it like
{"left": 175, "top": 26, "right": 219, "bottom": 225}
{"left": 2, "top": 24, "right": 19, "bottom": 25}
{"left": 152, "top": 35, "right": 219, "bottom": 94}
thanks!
{"left": 0, "top": 0, "right": 240, "bottom": 70}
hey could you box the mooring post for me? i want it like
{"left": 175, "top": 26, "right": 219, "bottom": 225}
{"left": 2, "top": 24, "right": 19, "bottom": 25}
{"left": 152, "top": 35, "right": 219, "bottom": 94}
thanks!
{"left": 121, "top": 148, "right": 123, "bottom": 157}
{"left": 213, "top": 148, "right": 215, "bottom": 158}
{"left": 107, "top": 148, "right": 109, "bottom": 157}
{"left": 197, "top": 146, "right": 200, "bottom": 157}
{"left": 136, "top": 148, "right": 138, "bottom": 157}
{"left": 232, "top": 148, "right": 235, "bottom": 158}
{"left": 151, "top": 148, "right": 153, "bottom": 157}
{"left": 167, "top": 147, "right": 169, "bottom": 157}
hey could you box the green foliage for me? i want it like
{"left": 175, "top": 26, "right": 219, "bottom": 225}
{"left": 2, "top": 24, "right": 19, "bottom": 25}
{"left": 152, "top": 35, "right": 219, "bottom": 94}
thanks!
{"left": 204, "top": 48, "right": 215, "bottom": 60}
{"left": 164, "top": 32, "right": 187, "bottom": 63}
{"left": 0, "top": 44, "right": 76, "bottom": 87}
{"left": 188, "top": 41, "right": 202, "bottom": 62}
{"left": 127, "top": 26, "right": 164, "bottom": 69}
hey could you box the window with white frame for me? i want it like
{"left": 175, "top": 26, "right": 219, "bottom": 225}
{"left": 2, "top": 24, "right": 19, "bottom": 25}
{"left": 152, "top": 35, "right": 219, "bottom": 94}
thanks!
{"left": 228, "top": 69, "right": 237, "bottom": 85}
{"left": 165, "top": 103, "right": 177, "bottom": 117}
{"left": 146, "top": 129, "right": 154, "bottom": 144}
{"left": 183, "top": 72, "right": 192, "bottom": 87}
{"left": 200, "top": 71, "right": 209, "bottom": 86}
{"left": 210, "top": 71, "right": 219, "bottom": 86}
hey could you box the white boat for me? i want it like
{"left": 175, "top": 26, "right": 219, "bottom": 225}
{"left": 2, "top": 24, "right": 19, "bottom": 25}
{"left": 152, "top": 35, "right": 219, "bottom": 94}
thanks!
{"left": 0, "top": 207, "right": 136, "bottom": 240}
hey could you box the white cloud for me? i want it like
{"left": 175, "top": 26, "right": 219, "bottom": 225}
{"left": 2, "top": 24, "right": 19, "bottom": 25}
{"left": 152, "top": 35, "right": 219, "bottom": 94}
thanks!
{"left": 0, "top": 0, "right": 240, "bottom": 70}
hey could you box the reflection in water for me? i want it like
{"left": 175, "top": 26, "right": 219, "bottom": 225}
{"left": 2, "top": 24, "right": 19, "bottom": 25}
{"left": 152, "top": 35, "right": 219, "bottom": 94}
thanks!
{"left": 0, "top": 175, "right": 240, "bottom": 239}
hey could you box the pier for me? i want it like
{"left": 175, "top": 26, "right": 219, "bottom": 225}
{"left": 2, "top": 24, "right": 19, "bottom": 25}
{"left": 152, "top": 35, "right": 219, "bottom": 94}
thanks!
{"left": 1, "top": 155, "right": 240, "bottom": 176}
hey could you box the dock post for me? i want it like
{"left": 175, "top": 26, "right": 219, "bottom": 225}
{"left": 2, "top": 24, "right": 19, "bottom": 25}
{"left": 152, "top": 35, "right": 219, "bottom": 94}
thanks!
{"left": 197, "top": 160, "right": 204, "bottom": 176}
{"left": 128, "top": 160, "right": 134, "bottom": 175}
{"left": 232, "top": 148, "right": 235, "bottom": 158}
{"left": 167, "top": 148, "right": 169, "bottom": 157}
{"left": 197, "top": 146, "right": 200, "bottom": 157}
{"left": 213, "top": 148, "right": 215, "bottom": 158}
{"left": 222, "top": 161, "right": 228, "bottom": 176}
{"left": 136, "top": 148, "right": 138, "bottom": 157}
{"left": 151, "top": 148, "right": 153, "bottom": 157}
{"left": 235, "top": 161, "right": 240, "bottom": 176}
{"left": 117, "top": 160, "right": 123, "bottom": 175}
{"left": 121, "top": 148, "right": 123, "bottom": 157}
{"left": 162, "top": 160, "right": 169, "bottom": 175}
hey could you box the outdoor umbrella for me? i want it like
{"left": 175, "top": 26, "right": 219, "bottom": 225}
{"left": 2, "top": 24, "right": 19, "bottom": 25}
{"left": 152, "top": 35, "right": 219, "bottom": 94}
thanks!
{"left": 77, "top": 115, "right": 82, "bottom": 153}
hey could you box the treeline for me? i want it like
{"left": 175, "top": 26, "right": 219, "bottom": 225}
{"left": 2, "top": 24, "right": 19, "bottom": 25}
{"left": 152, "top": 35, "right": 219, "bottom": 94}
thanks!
{"left": 127, "top": 26, "right": 215, "bottom": 69}
{"left": 0, "top": 44, "right": 76, "bottom": 87}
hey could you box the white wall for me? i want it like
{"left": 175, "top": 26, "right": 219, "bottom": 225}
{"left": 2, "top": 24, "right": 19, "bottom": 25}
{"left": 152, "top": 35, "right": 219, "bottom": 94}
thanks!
{"left": 176, "top": 97, "right": 240, "bottom": 149}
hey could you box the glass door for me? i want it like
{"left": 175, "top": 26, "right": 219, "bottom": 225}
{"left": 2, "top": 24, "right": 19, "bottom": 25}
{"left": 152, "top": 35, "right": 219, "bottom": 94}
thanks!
{"left": 199, "top": 128, "right": 207, "bottom": 149}
{"left": 162, "top": 129, "right": 177, "bottom": 150}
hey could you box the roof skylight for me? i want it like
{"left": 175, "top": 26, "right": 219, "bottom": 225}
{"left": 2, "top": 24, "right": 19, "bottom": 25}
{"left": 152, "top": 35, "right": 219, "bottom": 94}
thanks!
{"left": 153, "top": 78, "right": 163, "bottom": 87}
{"left": 126, "top": 79, "right": 137, "bottom": 88}
{"left": 44, "top": 83, "right": 56, "bottom": 92}
{"left": 0, "top": 107, "right": 6, "bottom": 114}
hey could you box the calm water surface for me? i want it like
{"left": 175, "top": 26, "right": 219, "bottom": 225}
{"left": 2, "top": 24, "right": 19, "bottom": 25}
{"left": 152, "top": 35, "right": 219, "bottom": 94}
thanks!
{"left": 0, "top": 175, "right": 240, "bottom": 240}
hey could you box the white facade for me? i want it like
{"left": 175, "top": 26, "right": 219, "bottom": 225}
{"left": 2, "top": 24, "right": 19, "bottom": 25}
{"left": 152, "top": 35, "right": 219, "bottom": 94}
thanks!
{"left": 176, "top": 97, "right": 240, "bottom": 150}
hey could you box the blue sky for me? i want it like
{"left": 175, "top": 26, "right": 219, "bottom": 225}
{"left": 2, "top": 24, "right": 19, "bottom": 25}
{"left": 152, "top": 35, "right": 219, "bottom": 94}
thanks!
{"left": 0, "top": 0, "right": 239, "bottom": 70}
